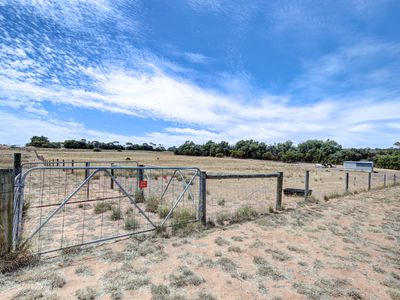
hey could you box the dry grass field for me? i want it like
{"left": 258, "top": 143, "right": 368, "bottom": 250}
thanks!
{"left": 0, "top": 185, "right": 399, "bottom": 299}
{"left": 0, "top": 148, "right": 399, "bottom": 299}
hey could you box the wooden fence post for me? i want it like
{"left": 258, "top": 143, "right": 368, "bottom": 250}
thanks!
{"left": 0, "top": 169, "right": 13, "bottom": 255}
{"left": 304, "top": 170, "right": 310, "bottom": 201}
{"left": 394, "top": 174, "right": 397, "bottom": 185}
{"left": 71, "top": 160, "right": 74, "bottom": 174}
{"left": 345, "top": 172, "right": 349, "bottom": 193}
{"left": 276, "top": 172, "right": 283, "bottom": 210}
{"left": 200, "top": 171, "right": 207, "bottom": 226}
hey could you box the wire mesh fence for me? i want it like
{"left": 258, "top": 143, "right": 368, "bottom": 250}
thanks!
{"left": 282, "top": 168, "right": 400, "bottom": 201}
{"left": 9, "top": 155, "right": 400, "bottom": 255}
{"left": 205, "top": 173, "right": 282, "bottom": 225}
{"left": 15, "top": 166, "right": 200, "bottom": 254}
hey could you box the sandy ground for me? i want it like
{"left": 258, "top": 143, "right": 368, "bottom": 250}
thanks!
{"left": 0, "top": 184, "right": 399, "bottom": 299}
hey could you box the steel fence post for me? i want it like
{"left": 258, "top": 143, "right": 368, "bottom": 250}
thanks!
{"left": 368, "top": 172, "right": 372, "bottom": 191}
{"left": 384, "top": 174, "right": 386, "bottom": 187}
{"left": 276, "top": 172, "right": 283, "bottom": 210}
{"left": 199, "top": 171, "right": 207, "bottom": 225}
{"left": 304, "top": 170, "right": 310, "bottom": 201}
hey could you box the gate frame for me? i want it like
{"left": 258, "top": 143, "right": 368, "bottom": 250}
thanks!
{"left": 13, "top": 165, "right": 201, "bottom": 254}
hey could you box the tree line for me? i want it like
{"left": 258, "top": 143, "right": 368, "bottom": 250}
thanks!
{"left": 25, "top": 136, "right": 400, "bottom": 170}
{"left": 26, "top": 136, "right": 166, "bottom": 151}
{"left": 171, "top": 139, "right": 400, "bottom": 170}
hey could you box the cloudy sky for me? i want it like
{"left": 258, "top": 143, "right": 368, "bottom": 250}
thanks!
{"left": 0, "top": 0, "right": 399, "bottom": 147}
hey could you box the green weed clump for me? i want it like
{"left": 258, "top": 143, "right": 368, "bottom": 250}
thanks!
{"left": 110, "top": 207, "right": 122, "bottom": 221}
{"left": 125, "top": 214, "right": 140, "bottom": 231}
{"left": 171, "top": 207, "right": 196, "bottom": 231}
{"left": 169, "top": 266, "right": 205, "bottom": 287}
{"left": 94, "top": 202, "right": 112, "bottom": 214}
{"left": 216, "top": 211, "right": 231, "bottom": 225}
{"left": 145, "top": 195, "right": 160, "bottom": 213}
{"left": 231, "top": 205, "right": 259, "bottom": 223}
{"left": 158, "top": 205, "right": 170, "bottom": 219}
{"left": 151, "top": 284, "right": 170, "bottom": 300}
{"left": 134, "top": 190, "right": 145, "bottom": 203}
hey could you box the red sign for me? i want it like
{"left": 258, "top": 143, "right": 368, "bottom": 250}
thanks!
{"left": 139, "top": 180, "right": 148, "bottom": 188}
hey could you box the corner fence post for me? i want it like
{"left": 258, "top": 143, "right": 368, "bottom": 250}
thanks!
{"left": 0, "top": 169, "right": 13, "bottom": 255}
{"left": 368, "top": 172, "right": 372, "bottom": 191}
{"left": 199, "top": 171, "right": 207, "bottom": 225}
{"left": 276, "top": 172, "right": 283, "bottom": 210}
{"left": 304, "top": 170, "right": 310, "bottom": 201}
{"left": 345, "top": 172, "right": 349, "bottom": 193}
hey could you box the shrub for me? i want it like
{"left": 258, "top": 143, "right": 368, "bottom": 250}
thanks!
{"left": 94, "top": 202, "right": 112, "bottom": 214}
{"left": 169, "top": 266, "right": 205, "bottom": 287}
{"left": 145, "top": 195, "right": 160, "bottom": 213}
{"left": 134, "top": 190, "right": 145, "bottom": 203}
{"left": 216, "top": 212, "right": 231, "bottom": 225}
{"left": 110, "top": 207, "right": 122, "bottom": 221}
{"left": 215, "top": 153, "right": 224, "bottom": 158}
{"left": 214, "top": 236, "right": 230, "bottom": 246}
{"left": 269, "top": 206, "right": 274, "bottom": 213}
{"left": 231, "top": 205, "right": 259, "bottom": 223}
{"left": 93, "top": 148, "right": 101, "bottom": 152}
{"left": 228, "top": 246, "right": 241, "bottom": 253}
{"left": 75, "top": 287, "right": 97, "bottom": 300}
{"left": 172, "top": 207, "right": 196, "bottom": 231}
{"left": 158, "top": 205, "right": 170, "bottom": 219}
{"left": 125, "top": 215, "right": 140, "bottom": 231}
{"left": 217, "top": 198, "right": 225, "bottom": 206}
{"left": 151, "top": 284, "right": 170, "bottom": 300}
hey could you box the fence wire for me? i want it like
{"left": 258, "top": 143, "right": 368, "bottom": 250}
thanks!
{"left": 206, "top": 177, "right": 277, "bottom": 225}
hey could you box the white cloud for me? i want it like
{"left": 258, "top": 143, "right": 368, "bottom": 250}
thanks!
{"left": 182, "top": 52, "right": 209, "bottom": 64}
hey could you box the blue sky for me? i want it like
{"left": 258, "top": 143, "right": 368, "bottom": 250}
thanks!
{"left": 0, "top": 0, "right": 399, "bottom": 147}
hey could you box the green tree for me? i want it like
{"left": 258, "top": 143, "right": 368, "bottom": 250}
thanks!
{"left": 26, "top": 136, "right": 50, "bottom": 147}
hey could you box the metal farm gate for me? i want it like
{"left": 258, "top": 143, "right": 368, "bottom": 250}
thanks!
{"left": 12, "top": 164, "right": 201, "bottom": 254}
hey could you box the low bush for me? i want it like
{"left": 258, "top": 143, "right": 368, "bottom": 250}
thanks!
{"left": 231, "top": 205, "right": 259, "bottom": 223}
{"left": 110, "top": 207, "right": 122, "bottom": 221}
{"left": 172, "top": 207, "right": 196, "bottom": 231}
{"left": 217, "top": 198, "right": 225, "bottom": 206}
{"left": 94, "top": 202, "right": 112, "bottom": 214}
{"left": 216, "top": 212, "right": 231, "bottom": 225}
{"left": 134, "top": 190, "right": 145, "bottom": 203}
{"left": 125, "top": 214, "right": 140, "bottom": 231}
{"left": 145, "top": 195, "right": 160, "bottom": 213}
{"left": 158, "top": 205, "right": 170, "bottom": 219}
